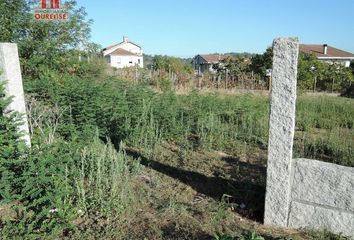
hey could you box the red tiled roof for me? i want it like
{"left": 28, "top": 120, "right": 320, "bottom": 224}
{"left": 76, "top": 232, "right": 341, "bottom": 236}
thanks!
{"left": 108, "top": 48, "right": 138, "bottom": 56}
{"left": 199, "top": 54, "right": 233, "bottom": 63}
{"left": 299, "top": 44, "right": 354, "bottom": 58}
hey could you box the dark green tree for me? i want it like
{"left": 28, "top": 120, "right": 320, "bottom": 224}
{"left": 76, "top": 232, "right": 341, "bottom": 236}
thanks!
{"left": 322, "top": 62, "right": 353, "bottom": 92}
{"left": 0, "top": 0, "right": 95, "bottom": 78}
{"left": 297, "top": 52, "right": 326, "bottom": 91}
{"left": 249, "top": 47, "right": 273, "bottom": 76}
{"left": 22, "top": 1, "right": 93, "bottom": 77}
{"left": 0, "top": 0, "right": 28, "bottom": 42}
{"left": 152, "top": 55, "right": 167, "bottom": 71}
{"left": 0, "top": 82, "right": 26, "bottom": 201}
{"left": 341, "top": 60, "right": 354, "bottom": 97}
{"left": 152, "top": 55, "right": 192, "bottom": 74}
{"left": 223, "top": 56, "right": 248, "bottom": 77}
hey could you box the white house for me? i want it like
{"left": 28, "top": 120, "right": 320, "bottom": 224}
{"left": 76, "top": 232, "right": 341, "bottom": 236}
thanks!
{"left": 103, "top": 36, "right": 143, "bottom": 68}
{"left": 299, "top": 44, "right": 354, "bottom": 67}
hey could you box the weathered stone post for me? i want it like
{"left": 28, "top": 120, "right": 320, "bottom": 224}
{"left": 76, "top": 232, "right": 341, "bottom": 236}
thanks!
{"left": 0, "top": 43, "right": 31, "bottom": 146}
{"left": 264, "top": 38, "right": 299, "bottom": 227}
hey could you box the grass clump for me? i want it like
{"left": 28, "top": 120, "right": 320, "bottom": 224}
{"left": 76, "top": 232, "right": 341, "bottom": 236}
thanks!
{"left": 76, "top": 138, "right": 141, "bottom": 218}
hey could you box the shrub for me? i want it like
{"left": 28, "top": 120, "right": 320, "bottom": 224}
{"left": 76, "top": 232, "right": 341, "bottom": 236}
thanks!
{"left": 0, "top": 82, "right": 27, "bottom": 202}
{"left": 0, "top": 139, "right": 79, "bottom": 238}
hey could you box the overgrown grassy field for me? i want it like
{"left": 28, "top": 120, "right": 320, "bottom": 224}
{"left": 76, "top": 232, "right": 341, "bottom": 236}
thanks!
{"left": 1, "top": 74, "right": 353, "bottom": 239}
{"left": 25, "top": 74, "right": 354, "bottom": 167}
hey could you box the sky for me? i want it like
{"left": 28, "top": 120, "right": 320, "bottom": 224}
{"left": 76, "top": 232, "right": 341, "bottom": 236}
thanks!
{"left": 75, "top": 0, "right": 354, "bottom": 58}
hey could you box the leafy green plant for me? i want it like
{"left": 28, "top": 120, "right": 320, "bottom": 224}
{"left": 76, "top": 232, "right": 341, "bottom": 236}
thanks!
{"left": 214, "top": 231, "right": 265, "bottom": 240}
{"left": 0, "top": 82, "right": 27, "bottom": 202}
{"left": 242, "top": 232, "right": 265, "bottom": 240}
{"left": 0, "top": 140, "right": 79, "bottom": 238}
{"left": 214, "top": 233, "right": 236, "bottom": 240}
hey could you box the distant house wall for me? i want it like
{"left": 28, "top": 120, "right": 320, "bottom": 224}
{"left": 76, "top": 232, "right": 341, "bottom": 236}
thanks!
{"left": 317, "top": 58, "right": 352, "bottom": 67}
{"left": 110, "top": 55, "right": 143, "bottom": 68}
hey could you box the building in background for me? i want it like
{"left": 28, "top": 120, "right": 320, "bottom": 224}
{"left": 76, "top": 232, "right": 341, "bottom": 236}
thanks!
{"left": 299, "top": 44, "right": 354, "bottom": 67}
{"left": 192, "top": 54, "right": 232, "bottom": 74}
{"left": 103, "top": 36, "right": 143, "bottom": 68}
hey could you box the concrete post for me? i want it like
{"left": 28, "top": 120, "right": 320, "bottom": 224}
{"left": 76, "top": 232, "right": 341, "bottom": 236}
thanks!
{"left": 264, "top": 38, "right": 299, "bottom": 227}
{"left": 0, "top": 43, "right": 31, "bottom": 147}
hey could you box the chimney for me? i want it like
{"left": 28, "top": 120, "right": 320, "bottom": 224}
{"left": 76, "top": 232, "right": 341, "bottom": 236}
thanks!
{"left": 123, "top": 36, "right": 128, "bottom": 43}
{"left": 323, "top": 44, "right": 328, "bottom": 55}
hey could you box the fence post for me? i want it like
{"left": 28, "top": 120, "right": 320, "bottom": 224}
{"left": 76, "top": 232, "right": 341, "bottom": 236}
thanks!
{"left": 264, "top": 38, "right": 299, "bottom": 227}
{"left": 0, "top": 43, "right": 31, "bottom": 147}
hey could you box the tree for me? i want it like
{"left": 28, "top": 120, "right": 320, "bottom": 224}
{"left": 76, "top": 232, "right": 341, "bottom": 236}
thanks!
{"left": 84, "top": 42, "right": 102, "bottom": 56}
{"left": 152, "top": 55, "right": 192, "bottom": 74}
{"left": 297, "top": 52, "right": 326, "bottom": 91}
{"left": 0, "top": 0, "right": 28, "bottom": 42}
{"left": 322, "top": 62, "right": 353, "bottom": 93}
{"left": 152, "top": 55, "right": 167, "bottom": 72}
{"left": 249, "top": 47, "right": 273, "bottom": 76}
{"left": 341, "top": 61, "right": 354, "bottom": 97}
{"left": 0, "top": 82, "right": 26, "bottom": 201}
{"left": 218, "top": 56, "right": 249, "bottom": 88}
{"left": 297, "top": 53, "right": 353, "bottom": 92}
{"left": 0, "top": 0, "right": 94, "bottom": 78}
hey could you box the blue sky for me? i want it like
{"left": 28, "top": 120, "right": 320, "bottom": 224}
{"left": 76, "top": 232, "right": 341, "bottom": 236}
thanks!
{"left": 75, "top": 0, "right": 354, "bottom": 57}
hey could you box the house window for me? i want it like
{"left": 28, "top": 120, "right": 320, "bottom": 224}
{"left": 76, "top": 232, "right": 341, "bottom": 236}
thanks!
{"left": 138, "top": 59, "right": 141, "bottom": 64}
{"left": 117, "top": 57, "right": 121, "bottom": 64}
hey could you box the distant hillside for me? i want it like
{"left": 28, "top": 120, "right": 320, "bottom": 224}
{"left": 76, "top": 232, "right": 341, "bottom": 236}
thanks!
{"left": 208, "top": 52, "right": 256, "bottom": 58}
